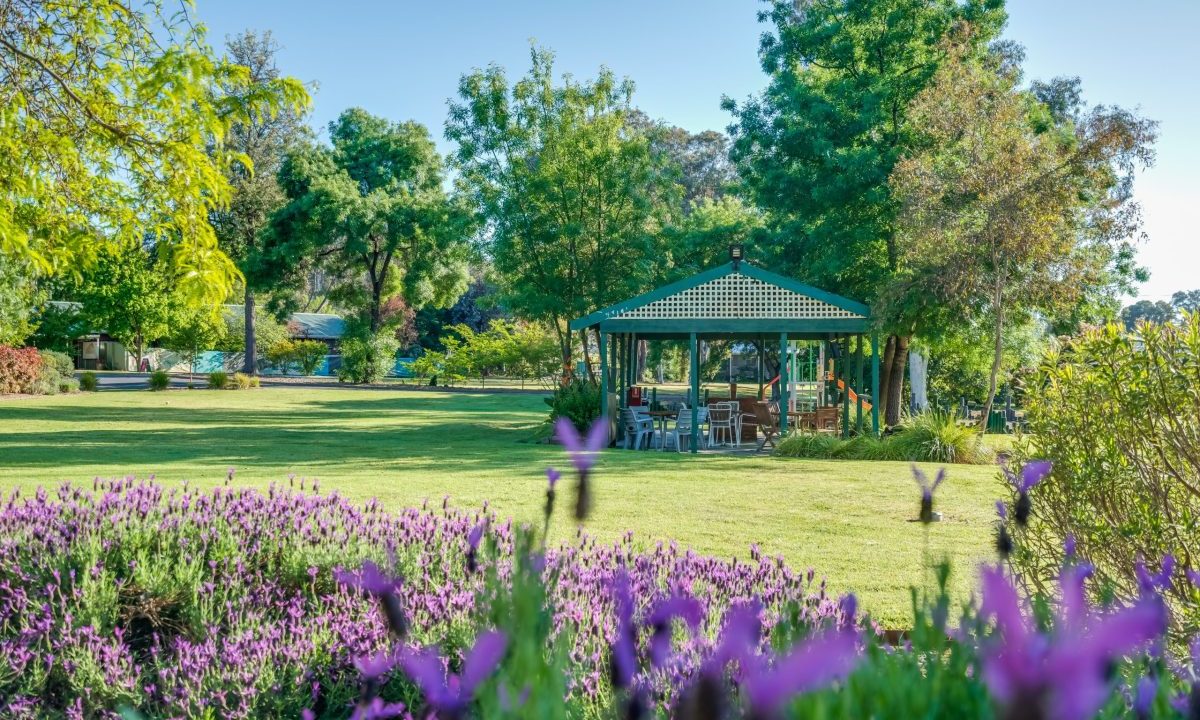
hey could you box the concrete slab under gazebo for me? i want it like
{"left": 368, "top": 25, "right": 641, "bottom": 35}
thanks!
{"left": 570, "top": 250, "right": 880, "bottom": 454}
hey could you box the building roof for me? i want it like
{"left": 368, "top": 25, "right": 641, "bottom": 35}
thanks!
{"left": 569, "top": 261, "right": 871, "bottom": 339}
{"left": 224, "top": 306, "right": 347, "bottom": 340}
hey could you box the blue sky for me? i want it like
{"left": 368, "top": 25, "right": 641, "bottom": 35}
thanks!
{"left": 197, "top": 0, "right": 1198, "bottom": 303}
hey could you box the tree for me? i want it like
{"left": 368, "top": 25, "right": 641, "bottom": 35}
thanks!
{"left": 69, "top": 244, "right": 172, "bottom": 369}
{"left": 163, "top": 303, "right": 227, "bottom": 383}
{"left": 888, "top": 32, "right": 1156, "bottom": 425}
{"left": 664, "top": 196, "right": 763, "bottom": 275}
{"left": 1121, "top": 300, "right": 1176, "bottom": 330}
{"left": 1171, "top": 290, "right": 1200, "bottom": 315}
{"left": 413, "top": 273, "right": 505, "bottom": 353}
{"left": 0, "top": 2, "right": 307, "bottom": 303}
{"left": 260, "top": 108, "right": 471, "bottom": 382}
{"left": 446, "top": 47, "right": 681, "bottom": 378}
{"left": 724, "top": 0, "right": 1007, "bottom": 425}
{"left": 628, "top": 111, "right": 737, "bottom": 212}
{"left": 209, "top": 31, "right": 311, "bottom": 374}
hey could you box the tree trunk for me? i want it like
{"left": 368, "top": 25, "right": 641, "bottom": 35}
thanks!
{"left": 885, "top": 335, "right": 910, "bottom": 427}
{"left": 243, "top": 289, "right": 257, "bottom": 375}
{"left": 878, "top": 335, "right": 896, "bottom": 424}
{"left": 581, "top": 329, "right": 595, "bottom": 382}
{"left": 135, "top": 333, "right": 144, "bottom": 372}
{"left": 981, "top": 287, "right": 1005, "bottom": 431}
{"left": 636, "top": 339, "right": 647, "bottom": 383}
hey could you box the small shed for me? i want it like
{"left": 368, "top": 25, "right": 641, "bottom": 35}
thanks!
{"left": 570, "top": 251, "right": 879, "bottom": 452}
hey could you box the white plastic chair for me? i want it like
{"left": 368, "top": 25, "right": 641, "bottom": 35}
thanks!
{"left": 621, "top": 407, "right": 654, "bottom": 450}
{"left": 706, "top": 403, "right": 735, "bottom": 447}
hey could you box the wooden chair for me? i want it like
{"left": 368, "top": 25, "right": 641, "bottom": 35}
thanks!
{"left": 753, "top": 401, "right": 781, "bottom": 452}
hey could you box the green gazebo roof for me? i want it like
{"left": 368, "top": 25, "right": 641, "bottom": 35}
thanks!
{"left": 569, "top": 262, "right": 871, "bottom": 339}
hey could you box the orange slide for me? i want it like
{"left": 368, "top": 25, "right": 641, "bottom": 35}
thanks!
{"left": 761, "top": 373, "right": 873, "bottom": 412}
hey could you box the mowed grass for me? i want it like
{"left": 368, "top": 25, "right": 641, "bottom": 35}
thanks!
{"left": 0, "top": 387, "right": 1003, "bottom": 625}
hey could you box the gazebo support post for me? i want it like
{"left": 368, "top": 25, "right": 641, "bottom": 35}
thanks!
{"left": 599, "top": 331, "right": 609, "bottom": 440}
{"left": 840, "top": 336, "right": 849, "bottom": 439}
{"left": 778, "top": 332, "right": 788, "bottom": 435}
{"left": 871, "top": 332, "right": 881, "bottom": 436}
{"left": 689, "top": 332, "right": 699, "bottom": 454}
{"left": 855, "top": 334, "right": 864, "bottom": 435}
{"left": 756, "top": 338, "right": 765, "bottom": 399}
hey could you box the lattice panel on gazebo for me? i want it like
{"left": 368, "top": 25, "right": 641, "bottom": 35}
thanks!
{"left": 614, "top": 272, "right": 862, "bottom": 320}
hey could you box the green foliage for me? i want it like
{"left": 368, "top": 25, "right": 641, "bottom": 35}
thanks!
{"left": 264, "top": 339, "right": 298, "bottom": 372}
{"left": 447, "top": 46, "right": 681, "bottom": 368}
{"left": 231, "top": 372, "right": 260, "bottom": 390}
{"left": 1016, "top": 316, "right": 1200, "bottom": 632}
{"left": 724, "top": 0, "right": 1006, "bottom": 309}
{"left": 218, "top": 308, "right": 289, "bottom": 357}
{"left": 162, "top": 303, "right": 227, "bottom": 376}
{"left": 79, "top": 372, "right": 98, "bottom": 392}
{"left": 67, "top": 245, "right": 173, "bottom": 367}
{"left": 662, "top": 196, "right": 763, "bottom": 276}
{"left": 147, "top": 370, "right": 170, "bottom": 392}
{"left": 887, "top": 35, "right": 1156, "bottom": 420}
{"left": 262, "top": 338, "right": 326, "bottom": 375}
{"left": 414, "top": 320, "right": 559, "bottom": 388}
{"left": 291, "top": 340, "right": 328, "bottom": 376}
{"left": 0, "top": 1, "right": 308, "bottom": 305}
{"left": 208, "top": 371, "right": 229, "bottom": 390}
{"left": 261, "top": 108, "right": 471, "bottom": 338}
{"left": 920, "top": 317, "right": 1049, "bottom": 406}
{"left": 1121, "top": 299, "right": 1176, "bottom": 330}
{"left": 544, "top": 380, "right": 602, "bottom": 433}
{"left": 777, "top": 411, "right": 991, "bottom": 465}
{"left": 39, "top": 351, "right": 74, "bottom": 380}
{"left": 28, "top": 303, "right": 87, "bottom": 354}
{"left": 889, "top": 410, "right": 993, "bottom": 465}
{"left": 338, "top": 331, "right": 399, "bottom": 384}
{"left": 58, "top": 377, "right": 79, "bottom": 394}
{"left": 0, "top": 253, "right": 41, "bottom": 345}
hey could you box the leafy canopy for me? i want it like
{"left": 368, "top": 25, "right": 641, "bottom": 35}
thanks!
{"left": 446, "top": 47, "right": 681, "bottom": 363}
{"left": 0, "top": 1, "right": 308, "bottom": 303}
{"left": 261, "top": 108, "right": 471, "bottom": 335}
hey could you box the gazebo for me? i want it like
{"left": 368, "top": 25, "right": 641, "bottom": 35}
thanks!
{"left": 569, "top": 249, "right": 879, "bottom": 453}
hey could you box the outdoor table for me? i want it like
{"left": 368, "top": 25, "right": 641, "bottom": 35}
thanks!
{"left": 648, "top": 410, "right": 674, "bottom": 451}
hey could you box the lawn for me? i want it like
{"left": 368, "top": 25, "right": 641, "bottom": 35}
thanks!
{"left": 0, "top": 386, "right": 1003, "bottom": 625}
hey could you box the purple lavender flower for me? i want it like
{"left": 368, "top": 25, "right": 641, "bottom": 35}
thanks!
{"left": 1135, "top": 554, "right": 1175, "bottom": 595}
{"left": 1133, "top": 675, "right": 1156, "bottom": 719}
{"left": 979, "top": 564, "right": 1166, "bottom": 720}
{"left": 336, "top": 561, "right": 408, "bottom": 639}
{"left": 646, "top": 595, "right": 705, "bottom": 667}
{"left": 741, "top": 630, "right": 861, "bottom": 716}
{"left": 555, "top": 417, "right": 608, "bottom": 521}
{"left": 543, "top": 468, "right": 560, "bottom": 531}
{"left": 1188, "top": 569, "right": 1200, "bottom": 588}
{"left": 912, "top": 466, "right": 945, "bottom": 524}
{"left": 1064, "top": 534, "right": 1076, "bottom": 559}
{"left": 398, "top": 630, "right": 507, "bottom": 718}
{"left": 1003, "top": 460, "right": 1051, "bottom": 527}
{"left": 466, "top": 522, "right": 485, "bottom": 573}
{"left": 609, "top": 571, "right": 637, "bottom": 690}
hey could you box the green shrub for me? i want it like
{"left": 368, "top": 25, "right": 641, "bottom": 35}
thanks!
{"left": 292, "top": 339, "right": 328, "bottom": 376}
{"left": 58, "top": 377, "right": 79, "bottom": 393}
{"left": 776, "top": 411, "right": 990, "bottom": 465}
{"left": 231, "top": 372, "right": 260, "bottom": 389}
{"left": 265, "top": 338, "right": 297, "bottom": 372}
{"left": 545, "top": 379, "right": 602, "bottom": 433}
{"left": 79, "top": 371, "right": 98, "bottom": 392}
{"left": 337, "top": 333, "right": 398, "bottom": 384}
{"left": 776, "top": 432, "right": 843, "bottom": 459}
{"left": 1014, "top": 316, "right": 1200, "bottom": 632}
{"left": 889, "top": 409, "right": 992, "bottom": 465}
{"left": 148, "top": 370, "right": 170, "bottom": 391}
{"left": 208, "top": 371, "right": 229, "bottom": 389}
{"left": 39, "top": 350, "right": 74, "bottom": 378}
